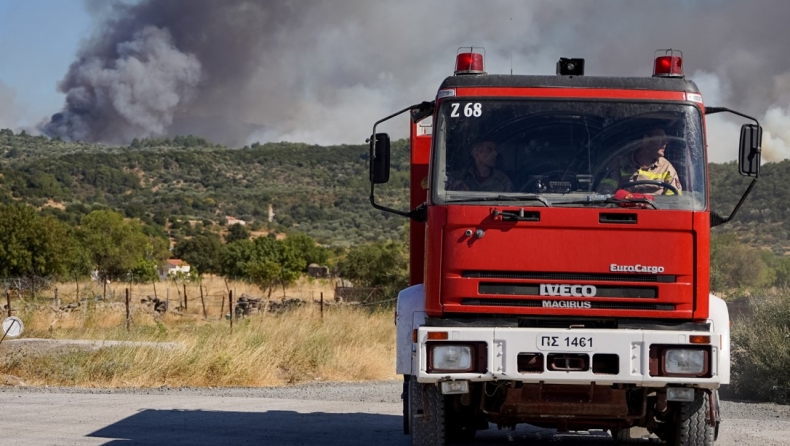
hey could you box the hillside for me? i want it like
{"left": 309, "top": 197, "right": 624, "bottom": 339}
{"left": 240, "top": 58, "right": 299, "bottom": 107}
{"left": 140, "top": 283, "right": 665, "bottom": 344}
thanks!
{"left": 709, "top": 161, "right": 790, "bottom": 253}
{"left": 0, "top": 129, "right": 787, "bottom": 250}
{"left": 0, "top": 130, "right": 409, "bottom": 247}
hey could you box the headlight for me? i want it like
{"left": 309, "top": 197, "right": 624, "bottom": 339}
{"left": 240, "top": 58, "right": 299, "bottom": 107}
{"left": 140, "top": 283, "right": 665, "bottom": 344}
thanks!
{"left": 664, "top": 349, "right": 705, "bottom": 375}
{"left": 430, "top": 345, "right": 472, "bottom": 371}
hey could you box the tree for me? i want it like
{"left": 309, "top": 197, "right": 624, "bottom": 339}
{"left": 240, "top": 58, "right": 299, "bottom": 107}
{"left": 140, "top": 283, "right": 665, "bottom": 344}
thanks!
{"left": 248, "top": 236, "right": 302, "bottom": 297}
{"left": 172, "top": 233, "right": 223, "bottom": 275}
{"left": 226, "top": 223, "right": 250, "bottom": 243}
{"left": 336, "top": 242, "right": 408, "bottom": 294}
{"left": 710, "top": 233, "right": 767, "bottom": 290}
{"left": 130, "top": 258, "right": 159, "bottom": 283}
{"left": 218, "top": 237, "right": 304, "bottom": 297}
{"left": 245, "top": 258, "right": 281, "bottom": 298}
{"left": 219, "top": 240, "right": 256, "bottom": 279}
{"left": 273, "top": 238, "right": 303, "bottom": 293}
{"left": 772, "top": 257, "right": 790, "bottom": 288}
{"left": 282, "top": 232, "right": 330, "bottom": 270}
{"left": 79, "top": 210, "right": 150, "bottom": 283}
{"left": 0, "top": 204, "right": 78, "bottom": 280}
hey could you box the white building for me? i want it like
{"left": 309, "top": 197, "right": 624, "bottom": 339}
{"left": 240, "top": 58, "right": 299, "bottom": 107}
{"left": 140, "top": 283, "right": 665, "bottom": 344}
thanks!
{"left": 159, "top": 259, "right": 191, "bottom": 280}
{"left": 226, "top": 216, "right": 246, "bottom": 226}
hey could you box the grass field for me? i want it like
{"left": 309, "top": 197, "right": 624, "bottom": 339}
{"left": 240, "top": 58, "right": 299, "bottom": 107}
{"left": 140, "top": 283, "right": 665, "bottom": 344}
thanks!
{"left": 0, "top": 277, "right": 397, "bottom": 387}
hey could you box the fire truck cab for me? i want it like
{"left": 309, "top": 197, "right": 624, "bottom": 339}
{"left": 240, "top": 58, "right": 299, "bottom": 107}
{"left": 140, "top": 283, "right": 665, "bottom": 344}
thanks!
{"left": 368, "top": 49, "right": 762, "bottom": 446}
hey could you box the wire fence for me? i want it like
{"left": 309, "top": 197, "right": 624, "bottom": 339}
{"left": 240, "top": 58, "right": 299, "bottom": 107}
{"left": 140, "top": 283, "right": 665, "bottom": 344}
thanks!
{"left": 1, "top": 275, "right": 395, "bottom": 329}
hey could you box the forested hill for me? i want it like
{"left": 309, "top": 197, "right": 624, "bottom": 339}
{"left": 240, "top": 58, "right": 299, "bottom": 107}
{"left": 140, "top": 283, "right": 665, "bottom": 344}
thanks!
{"left": 709, "top": 161, "right": 790, "bottom": 252}
{"left": 0, "top": 130, "right": 410, "bottom": 246}
{"left": 0, "top": 129, "right": 787, "bottom": 250}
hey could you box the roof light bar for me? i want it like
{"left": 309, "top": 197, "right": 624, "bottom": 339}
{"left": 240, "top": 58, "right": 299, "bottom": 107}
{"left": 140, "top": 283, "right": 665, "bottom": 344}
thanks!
{"left": 455, "top": 47, "right": 485, "bottom": 75}
{"left": 653, "top": 49, "right": 684, "bottom": 78}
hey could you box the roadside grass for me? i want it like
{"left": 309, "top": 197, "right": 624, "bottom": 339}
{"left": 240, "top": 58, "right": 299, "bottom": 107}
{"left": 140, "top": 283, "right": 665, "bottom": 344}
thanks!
{"left": 0, "top": 278, "right": 396, "bottom": 387}
{"left": 730, "top": 289, "right": 790, "bottom": 403}
{"left": 8, "top": 279, "right": 790, "bottom": 397}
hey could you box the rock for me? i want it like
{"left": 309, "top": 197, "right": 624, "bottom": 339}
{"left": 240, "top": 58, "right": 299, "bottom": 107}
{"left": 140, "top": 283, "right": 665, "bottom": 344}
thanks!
{"left": 0, "top": 374, "right": 25, "bottom": 386}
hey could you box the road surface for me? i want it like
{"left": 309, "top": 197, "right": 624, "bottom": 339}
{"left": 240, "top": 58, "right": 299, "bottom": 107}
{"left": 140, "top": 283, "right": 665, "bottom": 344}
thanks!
{"left": 1, "top": 382, "right": 788, "bottom": 445}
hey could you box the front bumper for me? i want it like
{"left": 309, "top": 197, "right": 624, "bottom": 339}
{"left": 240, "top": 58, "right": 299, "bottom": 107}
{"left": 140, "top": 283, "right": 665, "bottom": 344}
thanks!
{"left": 414, "top": 326, "right": 724, "bottom": 389}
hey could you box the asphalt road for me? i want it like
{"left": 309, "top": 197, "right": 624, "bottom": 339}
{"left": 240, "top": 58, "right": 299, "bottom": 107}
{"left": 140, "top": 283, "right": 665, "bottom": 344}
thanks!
{"left": 1, "top": 382, "right": 789, "bottom": 446}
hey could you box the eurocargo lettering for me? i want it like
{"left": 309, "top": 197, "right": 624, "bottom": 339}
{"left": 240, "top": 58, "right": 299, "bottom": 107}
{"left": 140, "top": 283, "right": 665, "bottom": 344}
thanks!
{"left": 610, "top": 263, "right": 666, "bottom": 274}
{"left": 371, "top": 47, "right": 762, "bottom": 445}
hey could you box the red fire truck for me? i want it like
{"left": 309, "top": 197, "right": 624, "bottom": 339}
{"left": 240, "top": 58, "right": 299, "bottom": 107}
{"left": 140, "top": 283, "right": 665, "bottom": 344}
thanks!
{"left": 368, "top": 49, "right": 762, "bottom": 445}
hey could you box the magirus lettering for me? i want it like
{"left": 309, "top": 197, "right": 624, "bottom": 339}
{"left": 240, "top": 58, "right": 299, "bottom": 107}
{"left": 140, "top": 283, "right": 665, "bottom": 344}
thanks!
{"left": 610, "top": 263, "right": 665, "bottom": 274}
{"left": 542, "top": 300, "right": 592, "bottom": 309}
{"left": 540, "top": 284, "right": 597, "bottom": 297}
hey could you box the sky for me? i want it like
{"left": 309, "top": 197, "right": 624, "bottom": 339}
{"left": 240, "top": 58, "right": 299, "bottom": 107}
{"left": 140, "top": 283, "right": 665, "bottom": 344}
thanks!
{"left": 1, "top": 0, "right": 790, "bottom": 163}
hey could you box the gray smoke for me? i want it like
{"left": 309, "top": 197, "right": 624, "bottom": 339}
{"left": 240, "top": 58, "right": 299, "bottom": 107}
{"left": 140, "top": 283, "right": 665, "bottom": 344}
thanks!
{"left": 40, "top": 0, "right": 790, "bottom": 160}
{"left": 0, "top": 80, "right": 22, "bottom": 129}
{"left": 43, "top": 25, "right": 201, "bottom": 143}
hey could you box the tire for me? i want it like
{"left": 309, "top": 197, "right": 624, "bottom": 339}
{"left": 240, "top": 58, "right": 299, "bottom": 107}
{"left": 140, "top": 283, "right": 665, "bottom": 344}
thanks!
{"left": 409, "top": 378, "right": 446, "bottom": 446}
{"left": 611, "top": 427, "right": 632, "bottom": 444}
{"left": 673, "top": 390, "right": 714, "bottom": 446}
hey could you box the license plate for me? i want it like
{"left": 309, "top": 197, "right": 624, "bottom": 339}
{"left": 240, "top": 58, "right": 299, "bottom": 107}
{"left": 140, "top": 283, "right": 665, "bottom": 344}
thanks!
{"left": 537, "top": 333, "right": 596, "bottom": 351}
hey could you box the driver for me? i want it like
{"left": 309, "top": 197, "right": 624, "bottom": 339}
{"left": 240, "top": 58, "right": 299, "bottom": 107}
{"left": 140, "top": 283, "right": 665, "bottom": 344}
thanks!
{"left": 448, "top": 140, "right": 513, "bottom": 192}
{"left": 597, "top": 128, "right": 682, "bottom": 195}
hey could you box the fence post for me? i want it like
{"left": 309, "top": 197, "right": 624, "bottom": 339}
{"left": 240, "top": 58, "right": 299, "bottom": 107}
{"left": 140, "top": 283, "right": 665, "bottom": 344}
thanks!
{"left": 55, "top": 287, "right": 60, "bottom": 307}
{"left": 183, "top": 283, "right": 188, "bottom": 311}
{"left": 229, "top": 290, "right": 233, "bottom": 332}
{"left": 220, "top": 292, "right": 225, "bottom": 320}
{"left": 125, "top": 288, "right": 130, "bottom": 332}
{"left": 6, "top": 289, "right": 11, "bottom": 317}
{"left": 173, "top": 279, "right": 182, "bottom": 309}
{"left": 320, "top": 292, "right": 324, "bottom": 320}
{"left": 166, "top": 288, "right": 170, "bottom": 312}
{"left": 199, "top": 285, "right": 207, "bottom": 319}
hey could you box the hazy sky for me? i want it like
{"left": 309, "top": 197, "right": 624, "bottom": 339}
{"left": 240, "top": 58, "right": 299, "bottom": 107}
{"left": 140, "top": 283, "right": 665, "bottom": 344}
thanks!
{"left": 1, "top": 0, "right": 790, "bottom": 163}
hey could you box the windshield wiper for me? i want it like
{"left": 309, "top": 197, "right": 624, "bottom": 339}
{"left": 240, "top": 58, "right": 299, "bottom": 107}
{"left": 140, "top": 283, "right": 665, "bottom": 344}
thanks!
{"left": 446, "top": 194, "right": 550, "bottom": 207}
{"left": 556, "top": 195, "right": 659, "bottom": 210}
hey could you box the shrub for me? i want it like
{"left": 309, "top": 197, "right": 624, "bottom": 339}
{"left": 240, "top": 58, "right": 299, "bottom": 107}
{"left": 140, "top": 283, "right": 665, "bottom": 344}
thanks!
{"left": 730, "top": 291, "right": 790, "bottom": 403}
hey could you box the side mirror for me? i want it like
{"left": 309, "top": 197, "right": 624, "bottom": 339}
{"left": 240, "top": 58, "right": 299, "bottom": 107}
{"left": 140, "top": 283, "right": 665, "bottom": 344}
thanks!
{"left": 370, "top": 133, "right": 391, "bottom": 184}
{"left": 738, "top": 124, "right": 761, "bottom": 177}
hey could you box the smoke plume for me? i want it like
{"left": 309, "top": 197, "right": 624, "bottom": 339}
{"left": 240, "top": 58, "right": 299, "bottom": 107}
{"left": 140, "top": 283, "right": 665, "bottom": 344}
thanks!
{"left": 0, "top": 80, "right": 22, "bottom": 129}
{"left": 43, "top": 26, "right": 201, "bottom": 143}
{"left": 40, "top": 0, "right": 790, "bottom": 161}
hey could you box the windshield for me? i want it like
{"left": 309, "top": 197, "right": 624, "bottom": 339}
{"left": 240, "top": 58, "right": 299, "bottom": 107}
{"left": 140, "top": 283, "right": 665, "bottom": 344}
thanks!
{"left": 432, "top": 100, "right": 706, "bottom": 210}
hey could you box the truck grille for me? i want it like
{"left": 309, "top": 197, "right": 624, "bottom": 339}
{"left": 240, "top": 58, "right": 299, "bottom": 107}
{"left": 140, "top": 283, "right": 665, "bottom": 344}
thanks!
{"left": 479, "top": 283, "right": 657, "bottom": 298}
{"left": 463, "top": 271, "right": 675, "bottom": 283}
{"left": 461, "top": 298, "right": 675, "bottom": 311}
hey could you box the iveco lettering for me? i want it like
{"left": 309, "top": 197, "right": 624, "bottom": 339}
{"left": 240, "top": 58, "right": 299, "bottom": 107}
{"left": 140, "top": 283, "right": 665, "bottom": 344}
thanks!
{"left": 374, "top": 47, "right": 762, "bottom": 445}
{"left": 539, "top": 284, "right": 597, "bottom": 297}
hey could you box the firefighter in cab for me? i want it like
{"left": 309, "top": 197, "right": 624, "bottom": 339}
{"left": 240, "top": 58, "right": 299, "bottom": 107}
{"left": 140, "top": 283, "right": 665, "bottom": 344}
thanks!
{"left": 597, "top": 126, "right": 682, "bottom": 196}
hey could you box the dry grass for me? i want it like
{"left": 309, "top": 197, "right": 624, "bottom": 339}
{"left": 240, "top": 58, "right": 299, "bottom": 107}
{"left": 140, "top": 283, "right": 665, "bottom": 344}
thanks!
{"left": 0, "top": 278, "right": 397, "bottom": 388}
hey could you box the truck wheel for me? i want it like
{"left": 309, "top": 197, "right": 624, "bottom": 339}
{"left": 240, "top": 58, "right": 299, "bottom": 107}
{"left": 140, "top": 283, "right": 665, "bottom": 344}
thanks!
{"left": 673, "top": 390, "right": 714, "bottom": 446}
{"left": 409, "top": 378, "right": 446, "bottom": 446}
{"left": 611, "top": 427, "right": 632, "bottom": 444}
